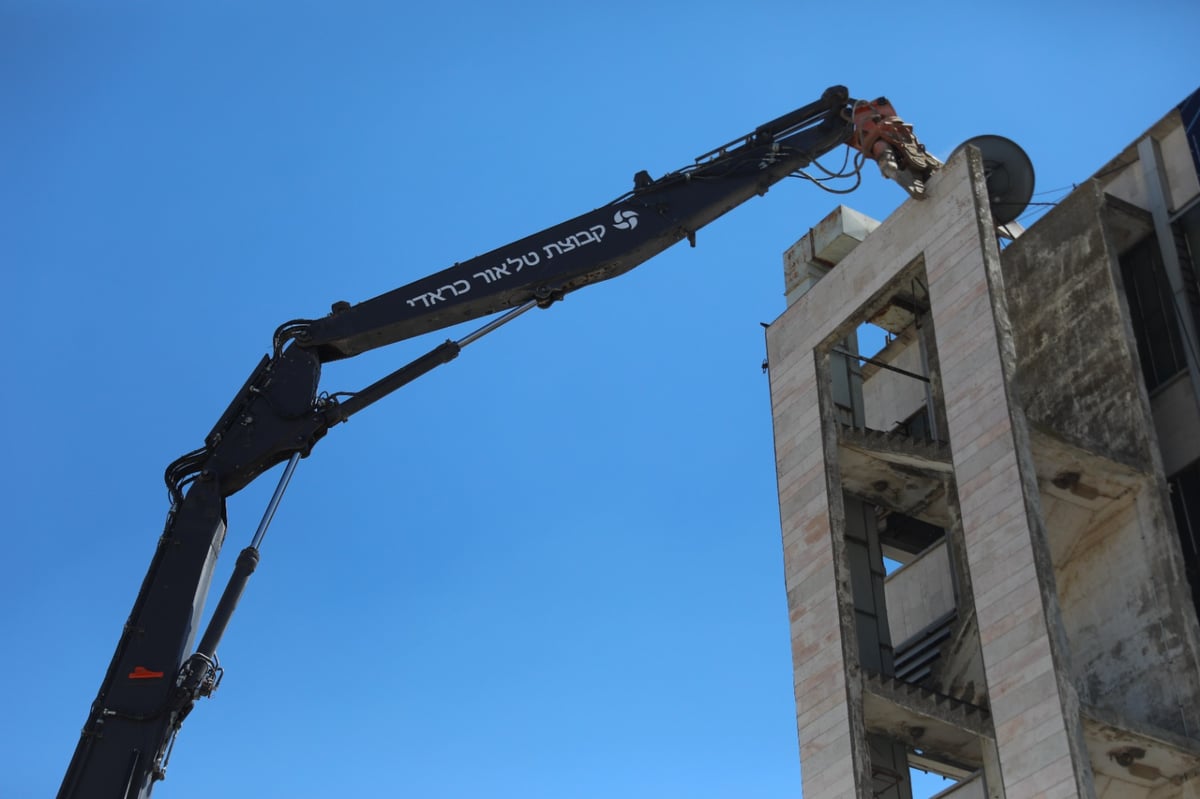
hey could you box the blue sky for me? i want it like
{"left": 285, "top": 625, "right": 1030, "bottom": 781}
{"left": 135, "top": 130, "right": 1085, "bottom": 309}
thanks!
{"left": 3, "top": 2, "right": 1198, "bottom": 797}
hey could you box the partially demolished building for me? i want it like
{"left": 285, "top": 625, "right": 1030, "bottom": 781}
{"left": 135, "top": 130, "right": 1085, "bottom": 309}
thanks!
{"left": 767, "top": 91, "right": 1200, "bottom": 797}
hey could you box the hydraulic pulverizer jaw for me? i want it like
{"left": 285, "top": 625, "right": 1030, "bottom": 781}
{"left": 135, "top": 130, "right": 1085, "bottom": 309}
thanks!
{"left": 848, "top": 97, "right": 942, "bottom": 200}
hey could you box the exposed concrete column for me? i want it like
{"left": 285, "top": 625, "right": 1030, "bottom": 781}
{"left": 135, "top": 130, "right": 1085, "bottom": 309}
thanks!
{"left": 924, "top": 152, "right": 1095, "bottom": 797}
{"left": 770, "top": 345, "right": 872, "bottom": 797}
{"left": 916, "top": 312, "right": 949, "bottom": 445}
{"left": 980, "top": 734, "right": 1006, "bottom": 799}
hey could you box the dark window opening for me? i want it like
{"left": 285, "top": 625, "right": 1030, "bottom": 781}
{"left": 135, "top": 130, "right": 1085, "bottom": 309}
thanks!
{"left": 1170, "top": 219, "right": 1200, "bottom": 337}
{"left": 1168, "top": 460, "right": 1200, "bottom": 626}
{"left": 879, "top": 512, "right": 945, "bottom": 557}
{"left": 1121, "top": 234, "right": 1188, "bottom": 391}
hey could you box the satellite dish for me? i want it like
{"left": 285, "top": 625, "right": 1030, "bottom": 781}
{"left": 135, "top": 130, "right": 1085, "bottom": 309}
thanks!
{"left": 955, "top": 135, "right": 1035, "bottom": 225}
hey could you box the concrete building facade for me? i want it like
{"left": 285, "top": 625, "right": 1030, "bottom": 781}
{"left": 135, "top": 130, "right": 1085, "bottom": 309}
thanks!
{"left": 766, "top": 92, "right": 1200, "bottom": 798}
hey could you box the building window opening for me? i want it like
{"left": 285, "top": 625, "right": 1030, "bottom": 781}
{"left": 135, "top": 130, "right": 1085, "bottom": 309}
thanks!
{"left": 910, "top": 767, "right": 959, "bottom": 798}
{"left": 908, "top": 750, "right": 976, "bottom": 798}
{"left": 1121, "top": 234, "right": 1189, "bottom": 391}
{"left": 858, "top": 322, "right": 894, "bottom": 359}
{"left": 1168, "top": 459, "right": 1200, "bottom": 625}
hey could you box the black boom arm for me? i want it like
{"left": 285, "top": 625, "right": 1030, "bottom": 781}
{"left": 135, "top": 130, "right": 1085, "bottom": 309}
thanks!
{"left": 295, "top": 85, "right": 855, "bottom": 360}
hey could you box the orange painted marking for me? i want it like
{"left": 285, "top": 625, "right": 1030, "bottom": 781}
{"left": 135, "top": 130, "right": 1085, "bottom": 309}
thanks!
{"left": 128, "top": 666, "right": 165, "bottom": 679}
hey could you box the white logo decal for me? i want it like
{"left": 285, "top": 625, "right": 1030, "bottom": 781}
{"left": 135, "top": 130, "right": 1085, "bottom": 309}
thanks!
{"left": 612, "top": 210, "right": 639, "bottom": 230}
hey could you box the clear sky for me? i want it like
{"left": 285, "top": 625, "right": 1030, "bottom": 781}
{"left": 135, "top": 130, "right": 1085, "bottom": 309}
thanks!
{"left": 3, "top": 2, "right": 1198, "bottom": 797}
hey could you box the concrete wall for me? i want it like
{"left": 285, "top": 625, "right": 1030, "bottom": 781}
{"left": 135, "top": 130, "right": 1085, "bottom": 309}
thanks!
{"left": 1000, "top": 177, "right": 1200, "bottom": 739}
{"left": 885, "top": 540, "right": 954, "bottom": 646}
{"left": 1002, "top": 181, "right": 1156, "bottom": 470}
{"left": 863, "top": 337, "right": 929, "bottom": 434}
{"left": 1050, "top": 484, "right": 1200, "bottom": 735}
